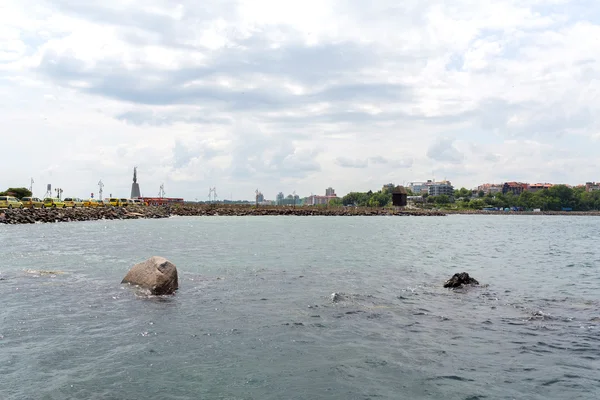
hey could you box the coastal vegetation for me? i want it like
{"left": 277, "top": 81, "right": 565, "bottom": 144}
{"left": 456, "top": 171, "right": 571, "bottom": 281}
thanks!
{"left": 446, "top": 185, "right": 600, "bottom": 211}
{"left": 332, "top": 185, "right": 600, "bottom": 212}
{"left": 0, "top": 187, "right": 32, "bottom": 199}
{"left": 340, "top": 190, "right": 393, "bottom": 207}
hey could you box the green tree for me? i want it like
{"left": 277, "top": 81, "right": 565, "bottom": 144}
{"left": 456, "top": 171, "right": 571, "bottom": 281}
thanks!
{"left": 454, "top": 187, "right": 471, "bottom": 199}
{"left": 435, "top": 194, "right": 450, "bottom": 205}
{"left": 517, "top": 191, "right": 534, "bottom": 209}
{"left": 504, "top": 192, "right": 515, "bottom": 207}
{"left": 367, "top": 191, "right": 391, "bottom": 207}
{"left": 0, "top": 187, "right": 32, "bottom": 199}
{"left": 328, "top": 198, "right": 343, "bottom": 207}
{"left": 342, "top": 192, "right": 366, "bottom": 206}
{"left": 495, "top": 193, "right": 506, "bottom": 208}
{"left": 468, "top": 199, "right": 486, "bottom": 209}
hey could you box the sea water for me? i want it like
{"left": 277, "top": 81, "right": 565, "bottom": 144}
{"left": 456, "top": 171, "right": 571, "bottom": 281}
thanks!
{"left": 1, "top": 215, "right": 599, "bottom": 399}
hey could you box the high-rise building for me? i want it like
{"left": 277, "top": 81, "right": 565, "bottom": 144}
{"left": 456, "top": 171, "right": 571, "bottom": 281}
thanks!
{"left": 408, "top": 180, "right": 432, "bottom": 194}
{"left": 325, "top": 187, "right": 336, "bottom": 196}
{"left": 256, "top": 191, "right": 265, "bottom": 203}
{"left": 276, "top": 192, "right": 285, "bottom": 205}
{"left": 428, "top": 181, "right": 454, "bottom": 196}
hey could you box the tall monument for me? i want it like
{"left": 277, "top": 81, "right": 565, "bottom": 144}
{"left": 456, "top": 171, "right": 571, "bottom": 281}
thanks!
{"left": 130, "top": 167, "right": 141, "bottom": 199}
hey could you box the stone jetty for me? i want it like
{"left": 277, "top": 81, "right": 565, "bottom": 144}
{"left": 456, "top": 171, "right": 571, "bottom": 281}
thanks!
{"left": 0, "top": 206, "right": 170, "bottom": 225}
{"left": 0, "top": 204, "right": 446, "bottom": 225}
{"left": 170, "top": 204, "right": 447, "bottom": 217}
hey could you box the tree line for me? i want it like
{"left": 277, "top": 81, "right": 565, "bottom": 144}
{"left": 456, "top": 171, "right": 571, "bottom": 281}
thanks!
{"left": 337, "top": 190, "right": 393, "bottom": 207}
{"left": 452, "top": 185, "right": 600, "bottom": 211}
{"left": 326, "top": 185, "right": 600, "bottom": 211}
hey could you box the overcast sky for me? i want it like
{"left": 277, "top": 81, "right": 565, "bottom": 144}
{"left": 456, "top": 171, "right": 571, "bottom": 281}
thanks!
{"left": 1, "top": 0, "right": 599, "bottom": 200}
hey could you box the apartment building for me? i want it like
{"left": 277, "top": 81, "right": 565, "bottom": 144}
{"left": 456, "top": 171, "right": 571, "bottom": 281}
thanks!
{"left": 428, "top": 181, "right": 454, "bottom": 196}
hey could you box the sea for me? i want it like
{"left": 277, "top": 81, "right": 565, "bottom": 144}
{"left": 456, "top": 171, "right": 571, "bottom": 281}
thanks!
{"left": 1, "top": 215, "right": 599, "bottom": 400}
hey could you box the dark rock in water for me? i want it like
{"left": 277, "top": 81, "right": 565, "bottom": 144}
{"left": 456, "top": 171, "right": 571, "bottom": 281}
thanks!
{"left": 444, "top": 272, "right": 479, "bottom": 288}
{"left": 121, "top": 256, "right": 179, "bottom": 295}
{"left": 330, "top": 292, "right": 343, "bottom": 303}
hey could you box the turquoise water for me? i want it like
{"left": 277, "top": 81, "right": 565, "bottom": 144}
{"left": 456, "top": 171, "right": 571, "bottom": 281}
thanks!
{"left": 1, "top": 215, "right": 599, "bottom": 399}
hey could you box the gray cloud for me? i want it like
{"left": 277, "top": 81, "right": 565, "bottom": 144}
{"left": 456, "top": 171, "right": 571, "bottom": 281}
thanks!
{"left": 47, "top": 0, "right": 234, "bottom": 48}
{"left": 427, "top": 137, "right": 464, "bottom": 164}
{"left": 172, "top": 140, "right": 198, "bottom": 169}
{"left": 368, "top": 156, "right": 388, "bottom": 165}
{"left": 335, "top": 156, "right": 412, "bottom": 169}
{"left": 228, "top": 122, "right": 321, "bottom": 181}
{"left": 474, "top": 96, "right": 599, "bottom": 140}
{"left": 116, "top": 110, "right": 231, "bottom": 126}
{"left": 368, "top": 156, "right": 413, "bottom": 168}
{"left": 335, "top": 157, "right": 369, "bottom": 169}
{"left": 37, "top": 43, "right": 402, "bottom": 111}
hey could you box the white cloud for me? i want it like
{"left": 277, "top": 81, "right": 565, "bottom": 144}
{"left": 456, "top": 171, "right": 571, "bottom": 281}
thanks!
{"left": 1, "top": 0, "right": 600, "bottom": 199}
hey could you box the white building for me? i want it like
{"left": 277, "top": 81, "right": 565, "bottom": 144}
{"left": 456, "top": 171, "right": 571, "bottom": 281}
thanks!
{"left": 408, "top": 181, "right": 432, "bottom": 194}
{"left": 428, "top": 181, "right": 454, "bottom": 196}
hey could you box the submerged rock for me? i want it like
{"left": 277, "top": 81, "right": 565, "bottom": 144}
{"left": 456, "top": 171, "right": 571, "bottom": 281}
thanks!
{"left": 444, "top": 272, "right": 479, "bottom": 288}
{"left": 122, "top": 256, "right": 179, "bottom": 295}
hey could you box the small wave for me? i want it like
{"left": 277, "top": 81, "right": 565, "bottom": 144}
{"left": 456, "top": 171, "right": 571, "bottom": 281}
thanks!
{"left": 542, "top": 378, "right": 561, "bottom": 386}
{"left": 23, "top": 269, "right": 66, "bottom": 276}
{"left": 428, "top": 375, "right": 475, "bottom": 382}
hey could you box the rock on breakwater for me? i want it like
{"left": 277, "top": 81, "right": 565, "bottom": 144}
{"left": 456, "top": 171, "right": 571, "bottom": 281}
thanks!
{"left": 0, "top": 204, "right": 446, "bottom": 225}
{"left": 170, "top": 204, "right": 447, "bottom": 217}
{"left": 0, "top": 206, "right": 170, "bottom": 225}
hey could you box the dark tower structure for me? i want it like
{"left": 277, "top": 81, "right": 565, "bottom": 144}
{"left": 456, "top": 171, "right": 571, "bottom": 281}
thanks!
{"left": 392, "top": 186, "right": 408, "bottom": 207}
{"left": 130, "top": 167, "right": 141, "bottom": 199}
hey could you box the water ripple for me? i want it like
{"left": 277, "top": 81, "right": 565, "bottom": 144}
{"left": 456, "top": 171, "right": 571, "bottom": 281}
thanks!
{"left": 1, "top": 216, "right": 599, "bottom": 399}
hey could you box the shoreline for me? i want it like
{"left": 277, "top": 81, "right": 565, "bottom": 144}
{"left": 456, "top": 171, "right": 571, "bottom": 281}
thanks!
{"left": 2, "top": 205, "right": 600, "bottom": 225}
{"left": 443, "top": 209, "right": 600, "bottom": 216}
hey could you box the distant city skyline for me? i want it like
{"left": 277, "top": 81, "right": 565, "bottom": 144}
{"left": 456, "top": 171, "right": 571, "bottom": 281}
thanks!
{"left": 5, "top": 173, "right": 600, "bottom": 202}
{"left": 2, "top": 1, "right": 600, "bottom": 200}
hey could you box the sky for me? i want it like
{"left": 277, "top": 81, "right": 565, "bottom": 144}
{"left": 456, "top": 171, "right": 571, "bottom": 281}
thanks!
{"left": 1, "top": 0, "right": 600, "bottom": 201}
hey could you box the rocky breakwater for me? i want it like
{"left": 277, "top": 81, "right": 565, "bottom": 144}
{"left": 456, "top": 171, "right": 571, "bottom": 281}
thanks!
{"left": 0, "top": 206, "right": 170, "bottom": 225}
{"left": 171, "top": 204, "right": 446, "bottom": 217}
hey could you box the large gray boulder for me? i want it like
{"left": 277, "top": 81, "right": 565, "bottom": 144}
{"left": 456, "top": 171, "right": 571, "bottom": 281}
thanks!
{"left": 122, "top": 256, "right": 179, "bottom": 295}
